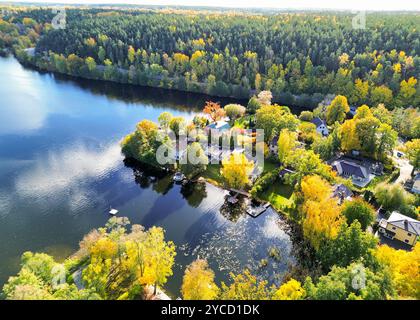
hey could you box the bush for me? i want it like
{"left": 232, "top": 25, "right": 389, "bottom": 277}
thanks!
{"left": 250, "top": 168, "right": 281, "bottom": 198}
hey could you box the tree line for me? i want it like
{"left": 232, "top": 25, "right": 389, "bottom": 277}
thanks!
{"left": 1, "top": 7, "right": 419, "bottom": 108}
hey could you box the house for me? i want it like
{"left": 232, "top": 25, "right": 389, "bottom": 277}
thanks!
{"left": 331, "top": 159, "right": 373, "bottom": 187}
{"left": 378, "top": 212, "right": 420, "bottom": 246}
{"left": 412, "top": 174, "right": 420, "bottom": 194}
{"left": 349, "top": 106, "right": 359, "bottom": 117}
{"left": 311, "top": 117, "right": 329, "bottom": 136}
{"left": 332, "top": 184, "right": 354, "bottom": 203}
{"left": 269, "top": 135, "right": 279, "bottom": 154}
{"left": 205, "top": 121, "right": 231, "bottom": 133}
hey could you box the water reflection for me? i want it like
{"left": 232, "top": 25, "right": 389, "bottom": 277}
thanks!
{"left": 180, "top": 181, "right": 208, "bottom": 208}
{"left": 15, "top": 142, "right": 122, "bottom": 199}
{"left": 0, "top": 56, "right": 297, "bottom": 294}
{"left": 125, "top": 161, "right": 296, "bottom": 289}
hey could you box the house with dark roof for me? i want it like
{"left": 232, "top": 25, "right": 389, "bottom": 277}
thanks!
{"left": 269, "top": 135, "right": 279, "bottom": 154}
{"left": 332, "top": 184, "right": 354, "bottom": 204}
{"left": 331, "top": 159, "right": 373, "bottom": 187}
{"left": 311, "top": 117, "right": 329, "bottom": 136}
{"left": 378, "top": 212, "right": 420, "bottom": 247}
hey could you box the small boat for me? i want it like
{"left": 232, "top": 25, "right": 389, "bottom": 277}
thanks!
{"left": 109, "top": 207, "right": 119, "bottom": 216}
{"left": 173, "top": 172, "right": 185, "bottom": 183}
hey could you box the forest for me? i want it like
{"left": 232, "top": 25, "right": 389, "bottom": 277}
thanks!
{"left": 1, "top": 7, "right": 419, "bottom": 108}
{"left": 0, "top": 5, "right": 419, "bottom": 302}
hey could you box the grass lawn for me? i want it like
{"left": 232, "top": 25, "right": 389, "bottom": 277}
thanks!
{"left": 259, "top": 181, "right": 294, "bottom": 210}
{"left": 201, "top": 164, "right": 224, "bottom": 186}
{"left": 365, "top": 174, "right": 390, "bottom": 192}
{"left": 263, "top": 159, "right": 279, "bottom": 174}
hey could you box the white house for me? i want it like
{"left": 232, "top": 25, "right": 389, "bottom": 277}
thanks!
{"left": 311, "top": 117, "right": 329, "bottom": 136}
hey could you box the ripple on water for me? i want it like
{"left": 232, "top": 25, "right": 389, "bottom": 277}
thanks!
{"left": 0, "top": 191, "right": 12, "bottom": 219}
{"left": 180, "top": 209, "right": 295, "bottom": 286}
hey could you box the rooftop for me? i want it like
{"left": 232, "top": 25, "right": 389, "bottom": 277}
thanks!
{"left": 206, "top": 121, "right": 231, "bottom": 130}
{"left": 311, "top": 117, "right": 325, "bottom": 128}
{"left": 332, "top": 160, "right": 368, "bottom": 179}
{"left": 387, "top": 212, "right": 420, "bottom": 235}
{"left": 332, "top": 184, "right": 354, "bottom": 199}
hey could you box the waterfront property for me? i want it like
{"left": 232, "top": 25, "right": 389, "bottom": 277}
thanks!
{"left": 205, "top": 120, "right": 231, "bottom": 133}
{"left": 0, "top": 56, "right": 297, "bottom": 295}
{"left": 378, "top": 212, "right": 420, "bottom": 247}
{"left": 331, "top": 157, "right": 381, "bottom": 188}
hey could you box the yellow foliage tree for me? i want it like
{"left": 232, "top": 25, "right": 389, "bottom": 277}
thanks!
{"left": 139, "top": 227, "right": 176, "bottom": 295}
{"left": 354, "top": 104, "right": 373, "bottom": 120}
{"left": 375, "top": 243, "right": 420, "bottom": 299}
{"left": 303, "top": 198, "right": 343, "bottom": 250}
{"left": 339, "top": 119, "right": 361, "bottom": 152}
{"left": 277, "top": 129, "right": 297, "bottom": 163}
{"left": 301, "top": 175, "right": 331, "bottom": 202}
{"left": 221, "top": 153, "right": 254, "bottom": 190}
{"left": 273, "top": 279, "right": 306, "bottom": 300}
{"left": 89, "top": 237, "right": 118, "bottom": 259}
{"left": 300, "top": 175, "right": 344, "bottom": 250}
{"left": 181, "top": 259, "right": 219, "bottom": 300}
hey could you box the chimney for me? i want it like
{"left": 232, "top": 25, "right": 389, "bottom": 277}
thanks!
{"left": 404, "top": 220, "right": 409, "bottom": 229}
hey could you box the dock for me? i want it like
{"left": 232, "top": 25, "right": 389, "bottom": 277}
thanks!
{"left": 246, "top": 202, "right": 271, "bottom": 218}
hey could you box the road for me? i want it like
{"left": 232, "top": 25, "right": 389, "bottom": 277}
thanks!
{"left": 393, "top": 150, "right": 413, "bottom": 185}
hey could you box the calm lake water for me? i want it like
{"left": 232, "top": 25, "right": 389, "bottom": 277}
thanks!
{"left": 0, "top": 56, "right": 296, "bottom": 296}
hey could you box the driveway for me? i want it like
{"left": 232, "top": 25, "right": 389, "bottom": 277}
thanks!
{"left": 393, "top": 151, "right": 413, "bottom": 185}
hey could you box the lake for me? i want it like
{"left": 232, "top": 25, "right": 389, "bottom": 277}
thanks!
{"left": 0, "top": 56, "right": 296, "bottom": 296}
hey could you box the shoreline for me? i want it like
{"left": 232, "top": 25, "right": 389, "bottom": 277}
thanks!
{"left": 14, "top": 50, "right": 320, "bottom": 111}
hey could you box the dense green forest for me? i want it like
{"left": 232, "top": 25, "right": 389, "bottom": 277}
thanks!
{"left": 1, "top": 7, "right": 419, "bottom": 108}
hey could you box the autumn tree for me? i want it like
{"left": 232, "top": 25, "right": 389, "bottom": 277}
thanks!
{"left": 285, "top": 149, "right": 335, "bottom": 186}
{"left": 277, "top": 129, "right": 298, "bottom": 164}
{"left": 256, "top": 90, "right": 273, "bottom": 106}
{"left": 256, "top": 105, "right": 299, "bottom": 142}
{"left": 371, "top": 85, "right": 393, "bottom": 107}
{"left": 374, "top": 182, "right": 414, "bottom": 215}
{"left": 143, "top": 227, "right": 176, "bottom": 295}
{"left": 221, "top": 153, "right": 254, "bottom": 190}
{"left": 326, "top": 95, "right": 350, "bottom": 125}
{"left": 404, "top": 139, "right": 420, "bottom": 173}
{"left": 169, "top": 116, "right": 187, "bottom": 136}
{"left": 181, "top": 259, "right": 219, "bottom": 300}
{"left": 397, "top": 77, "right": 417, "bottom": 107}
{"left": 224, "top": 104, "right": 246, "bottom": 121}
{"left": 219, "top": 270, "right": 272, "bottom": 300}
{"left": 300, "top": 175, "right": 343, "bottom": 250}
{"left": 374, "top": 243, "right": 420, "bottom": 299}
{"left": 203, "top": 101, "right": 226, "bottom": 122}
{"left": 341, "top": 198, "right": 375, "bottom": 230}
{"left": 158, "top": 112, "right": 173, "bottom": 131}
{"left": 272, "top": 279, "right": 306, "bottom": 300}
